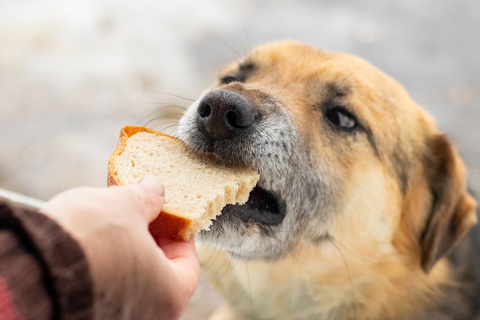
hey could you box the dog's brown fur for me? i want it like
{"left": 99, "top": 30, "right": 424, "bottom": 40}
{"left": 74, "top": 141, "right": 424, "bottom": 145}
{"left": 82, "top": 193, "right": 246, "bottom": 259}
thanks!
{"left": 184, "top": 41, "right": 478, "bottom": 320}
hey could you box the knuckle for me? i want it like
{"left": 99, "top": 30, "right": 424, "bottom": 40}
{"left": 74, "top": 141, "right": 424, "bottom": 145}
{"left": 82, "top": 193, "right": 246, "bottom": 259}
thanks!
{"left": 126, "top": 186, "right": 153, "bottom": 213}
{"left": 129, "top": 187, "right": 146, "bottom": 203}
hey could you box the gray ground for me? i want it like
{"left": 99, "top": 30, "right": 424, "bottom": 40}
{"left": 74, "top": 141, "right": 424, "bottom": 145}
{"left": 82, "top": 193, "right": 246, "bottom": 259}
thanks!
{"left": 1, "top": 0, "right": 479, "bottom": 319}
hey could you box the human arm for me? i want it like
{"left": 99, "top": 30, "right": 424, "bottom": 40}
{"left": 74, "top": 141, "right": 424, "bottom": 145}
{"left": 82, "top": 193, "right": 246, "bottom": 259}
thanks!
{"left": 0, "top": 178, "right": 200, "bottom": 320}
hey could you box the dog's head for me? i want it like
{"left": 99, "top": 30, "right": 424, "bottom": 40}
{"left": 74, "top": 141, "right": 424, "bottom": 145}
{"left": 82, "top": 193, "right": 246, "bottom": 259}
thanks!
{"left": 179, "top": 40, "right": 477, "bottom": 273}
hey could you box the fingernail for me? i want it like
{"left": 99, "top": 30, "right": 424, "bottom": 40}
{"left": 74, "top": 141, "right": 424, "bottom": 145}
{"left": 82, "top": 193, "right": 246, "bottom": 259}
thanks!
{"left": 140, "top": 177, "right": 165, "bottom": 196}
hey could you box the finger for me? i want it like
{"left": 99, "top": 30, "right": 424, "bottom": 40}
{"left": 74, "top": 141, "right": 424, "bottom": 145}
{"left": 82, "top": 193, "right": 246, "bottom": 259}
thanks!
{"left": 159, "top": 236, "right": 199, "bottom": 293}
{"left": 136, "top": 177, "right": 165, "bottom": 222}
{"left": 156, "top": 236, "right": 197, "bottom": 263}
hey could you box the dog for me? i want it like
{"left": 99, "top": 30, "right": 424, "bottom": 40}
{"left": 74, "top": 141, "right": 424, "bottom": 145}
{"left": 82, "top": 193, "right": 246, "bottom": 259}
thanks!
{"left": 177, "top": 40, "right": 480, "bottom": 320}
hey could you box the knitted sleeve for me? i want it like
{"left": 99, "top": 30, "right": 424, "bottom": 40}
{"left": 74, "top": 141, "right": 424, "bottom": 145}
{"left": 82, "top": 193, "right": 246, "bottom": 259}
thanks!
{"left": 0, "top": 201, "right": 93, "bottom": 320}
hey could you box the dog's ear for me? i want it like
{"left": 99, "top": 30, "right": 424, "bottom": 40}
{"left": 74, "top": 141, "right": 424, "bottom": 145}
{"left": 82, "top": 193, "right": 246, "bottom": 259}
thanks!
{"left": 420, "top": 134, "right": 477, "bottom": 273}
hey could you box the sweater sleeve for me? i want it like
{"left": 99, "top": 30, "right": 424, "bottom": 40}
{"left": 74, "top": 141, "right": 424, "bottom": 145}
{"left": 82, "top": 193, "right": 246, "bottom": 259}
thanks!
{"left": 0, "top": 201, "right": 94, "bottom": 320}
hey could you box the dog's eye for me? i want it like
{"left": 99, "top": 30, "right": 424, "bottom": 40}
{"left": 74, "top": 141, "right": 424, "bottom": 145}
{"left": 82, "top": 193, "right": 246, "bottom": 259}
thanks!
{"left": 220, "top": 76, "right": 242, "bottom": 85}
{"left": 326, "top": 107, "right": 357, "bottom": 130}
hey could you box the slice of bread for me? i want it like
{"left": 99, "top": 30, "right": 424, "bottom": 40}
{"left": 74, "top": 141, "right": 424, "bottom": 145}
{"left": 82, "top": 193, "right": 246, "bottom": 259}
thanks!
{"left": 107, "top": 125, "right": 259, "bottom": 240}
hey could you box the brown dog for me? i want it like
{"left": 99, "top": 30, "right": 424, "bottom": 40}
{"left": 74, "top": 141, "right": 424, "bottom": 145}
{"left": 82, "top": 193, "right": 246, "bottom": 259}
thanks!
{"left": 178, "top": 40, "right": 479, "bottom": 320}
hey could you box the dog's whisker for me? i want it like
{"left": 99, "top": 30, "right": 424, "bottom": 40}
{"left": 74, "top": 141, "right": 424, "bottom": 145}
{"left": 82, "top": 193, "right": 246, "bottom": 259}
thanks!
{"left": 183, "top": 100, "right": 192, "bottom": 109}
{"left": 252, "top": 230, "right": 308, "bottom": 265}
{"left": 206, "top": 240, "right": 226, "bottom": 274}
{"left": 146, "top": 115, "right": 183, "bottom": 122}
{"left": 201, "top": 236, "right": 226, "bottom": 275}
{"left": 142, "top": 89, "right": 195, "bottom": 101}
{"left": 328, "top": 237, "right": 378, "bottom": 265}
{"left": 143, "top": 105, "right": 187, "bottom": 114}
{"left": 199, "top": 236, "right": 220, "bottom": 275}
{"left": 212, "top": 37, "right": 242, "bottom": 59}
{"left": 272, "top": 238, "right": 308, "bottom": 265}
{"left": 198, "top": 234, "right": 216, "bottom": 261}
{"left": 339, "top": 64, "right": 366, "bottom": 86}
{"left": 329, "top": 237, "right": 401, "bottom": 268}
{"left": 134, "top": 106, "right": 185, "bottom": 126}
{"left": 214, "top": 246, "right": 242, "bottom": 283}
{"left": 207, "top": 244, "right": 233, "bottom": 281}
{"left": 273, "top": 79, "right": 296, "bottom": 104}
{"left": 329, "top": 239, "right": 357, "bottom": 318}
{"left": 213, "top": 62, "right": 225, "bottom": 81}
{"left": 145, "top": 118, "right": 180, "bottom": 127}
{"left": 153, "top": 117, "right": 185, "bottom": 125}
{"left": 154, "top": 121, "right": 180, "bottom": 127}
{"left": 136, "top": 102, "right": 188, "bottom": 108}
{"left": 245, "top": 261, "right": 253, "bottom": 316}
{"left": 273, "top": 229, "right": 296, "bottom": 233}
{"left": 237, "top": 9, "right": 252, "bottom": 54}
{"left": 158, "top": 124, "right": 180, "bottom": 136}
{"left": 273, "top": 54, "right": 331, "bottom": 104}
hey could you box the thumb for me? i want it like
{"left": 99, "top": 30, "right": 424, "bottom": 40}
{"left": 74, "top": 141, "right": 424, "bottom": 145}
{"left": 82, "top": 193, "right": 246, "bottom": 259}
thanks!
{"left": 133, "top": 177, "right": 165, "bottom": 222}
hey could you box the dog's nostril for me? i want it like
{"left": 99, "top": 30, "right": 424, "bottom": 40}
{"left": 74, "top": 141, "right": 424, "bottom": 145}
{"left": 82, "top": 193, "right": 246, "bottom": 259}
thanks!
{"left": 226, "top": 110, "right": 239, "bottom": 128}
{"left": 199, "top": 104, "right": 211, "bottom": 118}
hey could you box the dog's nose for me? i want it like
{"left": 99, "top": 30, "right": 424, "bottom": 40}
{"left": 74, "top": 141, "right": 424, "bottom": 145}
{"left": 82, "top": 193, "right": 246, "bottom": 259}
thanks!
{"left": 196, "top": 90, "right": 256, "bottom": 140}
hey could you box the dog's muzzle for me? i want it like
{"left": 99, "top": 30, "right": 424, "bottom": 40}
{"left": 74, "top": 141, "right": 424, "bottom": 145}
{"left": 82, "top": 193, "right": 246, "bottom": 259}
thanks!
{"left": 194, "top": 89, "right": 286, "bottom": 226}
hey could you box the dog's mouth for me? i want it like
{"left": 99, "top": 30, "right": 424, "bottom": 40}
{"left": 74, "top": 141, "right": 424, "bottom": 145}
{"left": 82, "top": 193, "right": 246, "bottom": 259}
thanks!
{"left": 185, "top": 143, "right": 287, "bottom": 226}
{"left": 180, "top": 120, "right": 287, "bottom": 227}
{"left": 221, "top": 185, "right": 286, "bottom": 225}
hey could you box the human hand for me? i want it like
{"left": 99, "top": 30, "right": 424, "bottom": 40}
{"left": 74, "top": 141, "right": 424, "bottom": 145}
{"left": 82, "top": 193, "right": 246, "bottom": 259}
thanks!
{"left": 41, "top": 178, "right": 199, "bottom": 320}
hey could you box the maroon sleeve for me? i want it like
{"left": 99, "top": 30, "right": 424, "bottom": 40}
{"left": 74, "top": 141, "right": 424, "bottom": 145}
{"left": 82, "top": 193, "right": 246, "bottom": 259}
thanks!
{"left": 0, "top": 274, "right": 24, "bottom": 320}
{"left": 0, "top": 201, "right": 94, "bottom": 320}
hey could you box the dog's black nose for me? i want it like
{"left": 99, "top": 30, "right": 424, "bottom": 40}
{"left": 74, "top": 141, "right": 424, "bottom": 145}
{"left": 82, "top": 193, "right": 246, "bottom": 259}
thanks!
{"left": 196, "top": 90, "right": 256, "bottom": 141}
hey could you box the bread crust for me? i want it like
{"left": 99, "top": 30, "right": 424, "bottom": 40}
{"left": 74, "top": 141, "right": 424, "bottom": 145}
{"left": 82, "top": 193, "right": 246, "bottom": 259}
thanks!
{"left": 107, "top": 125, "right": 192, "bottom": 240}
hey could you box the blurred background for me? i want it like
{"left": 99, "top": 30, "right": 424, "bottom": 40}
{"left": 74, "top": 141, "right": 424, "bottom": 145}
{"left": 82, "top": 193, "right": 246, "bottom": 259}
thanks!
{"left": 1, "top": 0, "right": 479, "bottom": 318}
